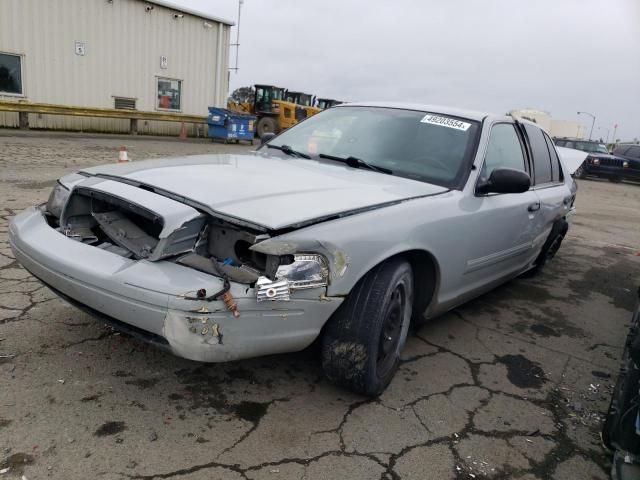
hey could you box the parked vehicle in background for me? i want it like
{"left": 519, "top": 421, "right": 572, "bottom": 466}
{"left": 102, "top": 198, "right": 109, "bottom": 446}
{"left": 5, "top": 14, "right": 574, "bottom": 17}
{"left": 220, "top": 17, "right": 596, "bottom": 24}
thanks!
{"left": 10, "top": 103, "right": 577, "bottom": 395}
{"left": 285, "top": 91, "right": 321, "bottom": 120}
{"left": 602, "top": 290, "right": 640, "bottom": 480}
{"left": 317, "top": 98, "right": 343, "bottom": 110}
{"left": 227, "top": 84, "right": 299, "bottom": 139}
{"left": 612, "top": 144, "right": 640, "bottom": 182}
{"left": 554, "top": 138, "right": 637, "bottom": 182}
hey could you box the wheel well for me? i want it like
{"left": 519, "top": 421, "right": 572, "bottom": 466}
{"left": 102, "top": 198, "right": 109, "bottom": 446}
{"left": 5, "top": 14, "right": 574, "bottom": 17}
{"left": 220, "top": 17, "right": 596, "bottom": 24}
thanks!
{"left": 345, "top": 250, "right": 439, "bottom": 322}
{"left": 400, "top": 250, "right": 439, "bottom": 321}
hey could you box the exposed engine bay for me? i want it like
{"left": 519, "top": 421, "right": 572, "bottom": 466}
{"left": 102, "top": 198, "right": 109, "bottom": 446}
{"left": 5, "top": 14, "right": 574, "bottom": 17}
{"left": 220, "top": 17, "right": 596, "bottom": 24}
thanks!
{"left": 45, "top": 183, "right": 329, "bottom": 303}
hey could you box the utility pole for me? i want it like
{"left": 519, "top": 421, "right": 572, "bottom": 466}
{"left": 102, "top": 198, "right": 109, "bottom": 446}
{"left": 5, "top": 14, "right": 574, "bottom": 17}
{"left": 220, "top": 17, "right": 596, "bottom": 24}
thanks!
{"left": 577, "top": 111, "right": 596, "bottom": 140}
{"left": 612, "top": 124, "right": 618, "bottom": 144}
{"left": 597, "top": 127, "right": 610, "bottom": 143}
{"left": 230, "top": 0, "right": 243, "bottom": 72}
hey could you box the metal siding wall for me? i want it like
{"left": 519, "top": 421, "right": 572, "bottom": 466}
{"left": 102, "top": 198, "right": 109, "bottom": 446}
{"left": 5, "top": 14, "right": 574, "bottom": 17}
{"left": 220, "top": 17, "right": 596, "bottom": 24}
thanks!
{"left": 0, "top": 0, "right": 228, "bottom": 134}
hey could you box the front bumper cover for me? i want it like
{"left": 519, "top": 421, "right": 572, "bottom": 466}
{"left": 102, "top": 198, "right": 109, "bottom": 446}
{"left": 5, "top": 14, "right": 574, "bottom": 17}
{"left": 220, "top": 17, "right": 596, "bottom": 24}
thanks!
{"left": 9, "top": 207, "right": 343, "bottom": 362}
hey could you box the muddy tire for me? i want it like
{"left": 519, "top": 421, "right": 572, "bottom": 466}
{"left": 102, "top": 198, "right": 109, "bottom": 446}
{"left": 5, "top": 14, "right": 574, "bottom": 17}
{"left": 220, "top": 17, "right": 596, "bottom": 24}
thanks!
{"left": 529, "top": 219, "right": 569, "bottom": 275}
{"left": 256, "top": 116, "right": 277, "bottom": 139}
{"left": 321, "top": 258, "right": 413, "bottom": 396}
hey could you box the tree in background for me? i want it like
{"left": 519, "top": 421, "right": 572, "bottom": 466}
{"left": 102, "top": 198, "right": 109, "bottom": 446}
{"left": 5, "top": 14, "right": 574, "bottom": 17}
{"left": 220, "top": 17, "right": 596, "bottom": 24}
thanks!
{"left": 229, "top": 86, "right": 255, "bottom": 103}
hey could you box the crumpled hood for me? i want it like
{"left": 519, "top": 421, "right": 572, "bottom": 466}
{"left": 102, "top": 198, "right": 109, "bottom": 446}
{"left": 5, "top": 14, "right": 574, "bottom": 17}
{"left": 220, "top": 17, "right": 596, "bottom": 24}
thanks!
{"left": 79, "top": 153, "right": 447, "bottom": 230}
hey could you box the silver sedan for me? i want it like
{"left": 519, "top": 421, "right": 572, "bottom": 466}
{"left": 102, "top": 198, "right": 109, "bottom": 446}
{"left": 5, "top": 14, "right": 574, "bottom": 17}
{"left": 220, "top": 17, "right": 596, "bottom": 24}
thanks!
{"left": 9, "top": 103, "right": 577, "bottom": 395}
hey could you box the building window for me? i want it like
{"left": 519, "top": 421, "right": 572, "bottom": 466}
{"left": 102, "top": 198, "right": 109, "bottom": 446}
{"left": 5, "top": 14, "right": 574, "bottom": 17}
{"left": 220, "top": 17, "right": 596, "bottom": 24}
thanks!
{"left": 0, "top": 52, "right": 23, "bottom": 95}
{"left": 156, "top": 77, "right": 181, "bottom": 111}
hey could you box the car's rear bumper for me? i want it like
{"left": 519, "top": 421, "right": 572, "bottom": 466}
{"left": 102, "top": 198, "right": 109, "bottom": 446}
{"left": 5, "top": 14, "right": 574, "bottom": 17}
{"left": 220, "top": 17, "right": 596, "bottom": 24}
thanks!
{"left": 9, "top": 207, "right": 343, "bottom": 362}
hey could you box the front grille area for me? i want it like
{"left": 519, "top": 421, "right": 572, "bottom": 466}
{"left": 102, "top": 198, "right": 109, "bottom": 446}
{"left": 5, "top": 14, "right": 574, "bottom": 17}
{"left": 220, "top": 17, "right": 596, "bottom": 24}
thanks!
{"left": 598, "top": 158, "right": 623, "bottom": 167}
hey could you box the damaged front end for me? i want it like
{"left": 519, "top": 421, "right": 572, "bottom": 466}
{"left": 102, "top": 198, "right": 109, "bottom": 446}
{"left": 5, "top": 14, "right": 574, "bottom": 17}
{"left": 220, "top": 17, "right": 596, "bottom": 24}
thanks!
{"left": 45, "top": 175, "right": 334, "bottom": 312}
{"left": 4, "top": 174, "right": 347, "bottom": 363}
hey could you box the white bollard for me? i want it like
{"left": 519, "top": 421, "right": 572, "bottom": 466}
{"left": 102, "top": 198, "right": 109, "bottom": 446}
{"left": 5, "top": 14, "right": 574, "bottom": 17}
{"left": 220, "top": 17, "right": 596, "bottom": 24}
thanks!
{"left": 118, "top": 146, "right": 129, "bottom": 163}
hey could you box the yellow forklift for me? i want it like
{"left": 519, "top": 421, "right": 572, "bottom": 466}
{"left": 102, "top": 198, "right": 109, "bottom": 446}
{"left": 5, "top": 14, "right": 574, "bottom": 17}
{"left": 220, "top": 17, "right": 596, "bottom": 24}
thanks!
{"left": 228, "top": 84, "right": 298, "bottom": 139}
{"left": 317, "top": 98, "right": 342, "bottom": 110}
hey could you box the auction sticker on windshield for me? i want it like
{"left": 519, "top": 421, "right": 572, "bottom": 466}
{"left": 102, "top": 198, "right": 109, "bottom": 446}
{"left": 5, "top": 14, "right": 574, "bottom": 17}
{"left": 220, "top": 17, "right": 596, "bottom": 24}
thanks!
{"left": 420, "top": 114, "right": 471, "bottom": 131}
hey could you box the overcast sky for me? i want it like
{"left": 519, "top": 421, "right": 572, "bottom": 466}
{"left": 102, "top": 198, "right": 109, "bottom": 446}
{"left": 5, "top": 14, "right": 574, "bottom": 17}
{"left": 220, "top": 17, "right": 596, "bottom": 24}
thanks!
{"left": 180, "top": 0, "right": 639, "bottom": 141}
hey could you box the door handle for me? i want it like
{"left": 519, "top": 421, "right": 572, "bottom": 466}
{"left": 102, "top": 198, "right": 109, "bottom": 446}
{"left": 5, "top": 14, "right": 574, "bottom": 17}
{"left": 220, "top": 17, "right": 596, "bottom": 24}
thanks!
{"left": 528, "top": 202, "right": 541, "bottom": 212}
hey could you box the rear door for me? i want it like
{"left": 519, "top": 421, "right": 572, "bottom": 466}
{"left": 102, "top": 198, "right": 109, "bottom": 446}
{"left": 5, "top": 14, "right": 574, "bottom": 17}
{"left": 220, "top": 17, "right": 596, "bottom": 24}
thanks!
{"left": 521, "top": 123, "right": 571, "bottom": 254}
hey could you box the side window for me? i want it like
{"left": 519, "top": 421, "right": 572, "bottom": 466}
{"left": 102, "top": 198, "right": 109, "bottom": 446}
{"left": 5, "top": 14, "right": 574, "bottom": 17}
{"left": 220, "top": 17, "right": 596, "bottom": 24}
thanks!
{"left": 614, "top": 145, "right": 629, "bottom": 156}
{"left": 523, "top": 124, "right": 552, "bottom": 184}
{"left": 544, "top": 133, "right": 563, "bottom": 182}
{"left": 628, "top": 146, "right": 640, "bottom": 159}
{"left": 480, "top": 123, "right": 526, "bottom": 181}
{"left": 0, "top": 52, "right": 23, "bottom": 95}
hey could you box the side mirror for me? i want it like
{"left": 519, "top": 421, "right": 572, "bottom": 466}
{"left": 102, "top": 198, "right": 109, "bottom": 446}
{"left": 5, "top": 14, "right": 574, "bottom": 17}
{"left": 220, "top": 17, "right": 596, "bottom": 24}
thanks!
{"left": 477, "top": 168, "right": 531, "bottom": 194}
{"left": 260, "top": 132, "right": 276, "bottom": 145}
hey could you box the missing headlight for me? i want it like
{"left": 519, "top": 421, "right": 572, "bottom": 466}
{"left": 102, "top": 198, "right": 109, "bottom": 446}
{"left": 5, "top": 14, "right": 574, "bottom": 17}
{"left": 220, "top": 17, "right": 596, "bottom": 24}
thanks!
{"left": 46, "top": 182, "right": 70, "bottom": 219}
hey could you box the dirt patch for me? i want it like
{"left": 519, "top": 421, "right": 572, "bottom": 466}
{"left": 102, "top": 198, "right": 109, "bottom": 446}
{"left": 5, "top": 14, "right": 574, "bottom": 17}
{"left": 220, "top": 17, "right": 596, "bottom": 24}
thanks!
{"left": 231, "top": 401, "right": 269, "bottom": 424}
{"left": 81, "top": 393, "right": 103, "bottom": 402}
{"left": 0, "top": 453, "right": 34, "bottom": 475}
{"left": 125, "top": 378, "right": 160, "bottom": 389}
{"left": 94, "top": 421, "right": 126, "bottom": 437}
{"left": 497, "top": 354, "right": 547, "bottom": 389}
{"left": 568, "top": 248, "right": 639, "bottom": 311}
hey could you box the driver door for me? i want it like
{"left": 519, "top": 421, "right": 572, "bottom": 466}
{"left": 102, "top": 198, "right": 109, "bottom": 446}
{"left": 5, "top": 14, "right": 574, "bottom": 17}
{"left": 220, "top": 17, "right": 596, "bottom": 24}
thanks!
{"left": 460, "top": 122, "right": 540, "bottom": 295}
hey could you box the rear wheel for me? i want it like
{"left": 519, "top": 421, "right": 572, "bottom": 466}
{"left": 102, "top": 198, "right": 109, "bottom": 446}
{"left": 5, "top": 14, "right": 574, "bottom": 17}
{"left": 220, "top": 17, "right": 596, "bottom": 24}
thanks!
{"left": 321, "top": 258, "right": 413, "bottom": 396}
{"left": 257, "top": 117, "right": 277, "bottom": 139}
{"left": 529, "top": 219, "right": 569, "bottom": 275}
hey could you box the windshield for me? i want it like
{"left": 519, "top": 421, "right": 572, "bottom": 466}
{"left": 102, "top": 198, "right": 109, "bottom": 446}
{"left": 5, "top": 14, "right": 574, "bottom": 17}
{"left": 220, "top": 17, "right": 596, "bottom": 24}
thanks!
{"left": 575, "top": 141, "right": 609, "bottom": 154}
{"left": 263, "top": 106, "right": 480, "bottom": 188}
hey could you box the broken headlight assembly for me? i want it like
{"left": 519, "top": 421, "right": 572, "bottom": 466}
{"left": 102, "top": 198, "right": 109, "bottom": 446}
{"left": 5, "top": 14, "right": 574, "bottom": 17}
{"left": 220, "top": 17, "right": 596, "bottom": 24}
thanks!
{"left": 46, "top": 182, "right": 71, "bottom": 219}
{"left": 256, "top": 254, "right": 329, "bottom": 302}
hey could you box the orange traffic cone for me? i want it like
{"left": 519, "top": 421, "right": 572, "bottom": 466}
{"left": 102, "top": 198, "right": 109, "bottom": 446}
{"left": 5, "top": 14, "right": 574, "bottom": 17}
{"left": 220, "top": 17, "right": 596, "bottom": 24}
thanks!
{"left": 179, "top": 122, "right": 187, "bottom": 140}
{"left": 118, "top": 146, "right": 129, "bottom": 163}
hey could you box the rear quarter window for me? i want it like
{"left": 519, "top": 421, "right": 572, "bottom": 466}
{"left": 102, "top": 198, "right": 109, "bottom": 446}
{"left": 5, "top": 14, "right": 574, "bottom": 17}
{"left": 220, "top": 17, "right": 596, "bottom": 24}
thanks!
{"left": 523, "top": 124, "right": 552, "bottom": 184}
{"left": 544, "top": 133, "right": 563, "bottom": 182}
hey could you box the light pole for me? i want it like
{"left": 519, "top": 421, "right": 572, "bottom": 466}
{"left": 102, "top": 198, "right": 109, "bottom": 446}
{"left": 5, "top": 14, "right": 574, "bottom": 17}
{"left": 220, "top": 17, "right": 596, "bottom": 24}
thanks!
{"left": 597, "top": 127, "right": 610, "bottom": 143}
{"left": 230, "top": 0, "right": 244, "bottom": 73}
{"left": 577, "top": 111, "right": 596, "bottom": 140}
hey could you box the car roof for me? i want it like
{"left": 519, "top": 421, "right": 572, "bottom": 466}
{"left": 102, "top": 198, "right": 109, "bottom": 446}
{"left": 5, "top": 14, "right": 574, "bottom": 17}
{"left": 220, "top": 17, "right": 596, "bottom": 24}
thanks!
{"left": 336, "top": 102, "right": 493, "bottom": 122}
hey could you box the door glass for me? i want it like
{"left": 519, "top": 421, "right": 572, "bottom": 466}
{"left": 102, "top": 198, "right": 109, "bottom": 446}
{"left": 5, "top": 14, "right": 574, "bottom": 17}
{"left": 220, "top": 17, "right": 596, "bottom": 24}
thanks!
{"left": 480, "top": 124, "right": 526, "bottom": 182}
{"left": 523, "top": 124, "right": 552, "bottom": 184}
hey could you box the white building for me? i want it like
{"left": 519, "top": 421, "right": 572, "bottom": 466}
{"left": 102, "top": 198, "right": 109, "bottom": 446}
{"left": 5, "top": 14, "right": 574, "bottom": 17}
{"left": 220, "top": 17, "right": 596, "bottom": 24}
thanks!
{"left": 0, "top": 0, "right": 233, "bottom": 135}
{"left": 510, "top": 109, "right": 587, "bottom": 139}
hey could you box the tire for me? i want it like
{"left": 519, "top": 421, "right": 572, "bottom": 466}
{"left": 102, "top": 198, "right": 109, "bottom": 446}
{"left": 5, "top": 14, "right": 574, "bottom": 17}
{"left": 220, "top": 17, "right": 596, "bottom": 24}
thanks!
{"left": 256, "top": 117, "right": 277, "bottom": 139}
{"left": 321, "top": 258, "right": 413, "bottom": 396}
{"left": 529, "top": 219, "right": 569, "bottom": 275}
{"left": 573, "top": 164, "right": 586, "bottom": 179}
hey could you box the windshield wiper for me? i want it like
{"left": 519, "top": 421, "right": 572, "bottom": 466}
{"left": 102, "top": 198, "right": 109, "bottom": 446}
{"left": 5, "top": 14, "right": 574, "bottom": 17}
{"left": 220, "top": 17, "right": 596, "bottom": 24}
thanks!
{"left": 266, "top": 144, "right": 311, "bottom": 159}
{"left": 319, "top": 153, "right": 392, "bottom": 174}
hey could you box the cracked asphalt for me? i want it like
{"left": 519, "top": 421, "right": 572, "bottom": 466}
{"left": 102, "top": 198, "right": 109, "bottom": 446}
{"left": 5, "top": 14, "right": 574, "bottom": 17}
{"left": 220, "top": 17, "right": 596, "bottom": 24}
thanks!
{"left": 1, "top": 130, "right": 640, "bottom": 480}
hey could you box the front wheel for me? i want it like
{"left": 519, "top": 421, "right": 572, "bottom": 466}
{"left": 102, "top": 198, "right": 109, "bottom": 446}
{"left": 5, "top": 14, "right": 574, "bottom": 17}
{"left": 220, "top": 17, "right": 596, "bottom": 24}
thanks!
{"left": 256, "top": 117, "right": 277, "bottom": 139}
{"left": 321, "top": 258, "right": 413, "bottom": 396}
